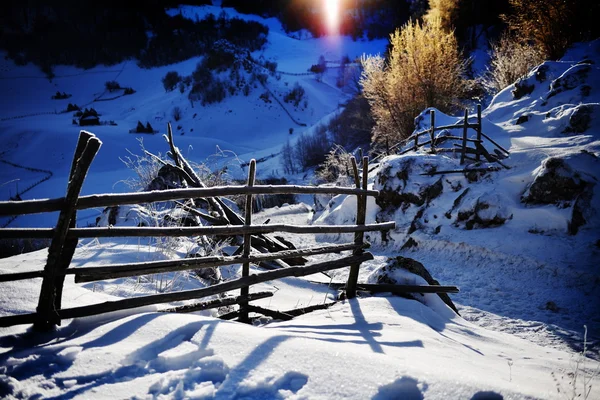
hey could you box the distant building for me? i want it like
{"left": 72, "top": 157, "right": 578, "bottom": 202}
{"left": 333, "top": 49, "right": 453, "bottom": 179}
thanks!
{"left": 78, "top": 108, "right": 100, "bottom": 126}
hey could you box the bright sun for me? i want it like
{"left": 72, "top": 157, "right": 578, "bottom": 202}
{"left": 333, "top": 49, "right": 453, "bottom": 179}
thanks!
{"left": 325, "top": 0, "right": 340, "bottom": 33}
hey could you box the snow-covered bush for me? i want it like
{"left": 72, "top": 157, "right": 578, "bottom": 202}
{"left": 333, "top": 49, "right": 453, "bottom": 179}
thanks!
{"left": 481, "top": 33, "right": 543, "bottom": 95}
{"left": 316, "top": 145, "right": 354, "bottom": 186}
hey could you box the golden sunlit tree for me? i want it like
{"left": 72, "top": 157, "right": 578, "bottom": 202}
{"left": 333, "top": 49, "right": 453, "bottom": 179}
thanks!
{"left": 425, "top": 0, "right": 460, "bottom": 32}
{"left": 502, "top": 0, "right": 598, "bottom": 60}
{"left": 360, "top": 17, "right": 467, "bottom": 152}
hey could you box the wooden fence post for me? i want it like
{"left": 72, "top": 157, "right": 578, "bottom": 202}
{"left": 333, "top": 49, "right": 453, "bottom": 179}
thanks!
{"left": 414, "top": 127, "right": 418, "bottom": 151}
{"left": 54, "top": 131, "right": 95, "bottom": 312}
{"left": 429, "top": 110, "right": 436, "bottom": 153}
{"left": 476, "top": 104, "right": 482, "bottom": 162}
{"left": 34, "top": 132, "right": 101, "bottom": 330}
{"left": 239, "top": 159, "right": 256, "bottom": 323}
{"left": 460, "top": 109, "right": 468, "bottom": 165}
{"left": 346, "top": 157, "right": 367, "bottom": 299}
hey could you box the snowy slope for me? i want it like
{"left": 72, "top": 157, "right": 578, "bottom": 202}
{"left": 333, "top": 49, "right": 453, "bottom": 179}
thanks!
{"left": 317, "top": 40, "right": 600, "bottom": 356}
{"left": 0, "top": 4, "right": 386, "bottom": 228}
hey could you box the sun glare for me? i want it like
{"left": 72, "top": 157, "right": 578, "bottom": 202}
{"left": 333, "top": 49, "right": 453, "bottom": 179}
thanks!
{"left": 325, "top": 0, "right": 340, "bottom": 34}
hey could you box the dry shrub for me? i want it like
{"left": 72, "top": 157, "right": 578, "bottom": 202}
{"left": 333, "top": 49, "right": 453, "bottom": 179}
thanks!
{"left": 425, "top": 0, "right": 460, "bottom": 33}
{"left": 316, "top": 145, "right": 354, "bottom": 186}
{"left": 503, "top": 0, "right": 599, "bottom": 60}
{"left": 361, "top": 17, "right": 467, "bottom": 152}
{"left": 482, "top": 33, "right": 544, "bottom": 94}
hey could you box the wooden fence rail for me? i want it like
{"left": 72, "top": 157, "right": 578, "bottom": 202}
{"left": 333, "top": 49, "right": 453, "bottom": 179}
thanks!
{"left": 0, "top": 222, "right": 396, "bottom": 239}
{"left": 0, "top": 129, "right": 461, "bottom": 331}
{"left": 0, "top": 185, "right": 380, "bottom": 217}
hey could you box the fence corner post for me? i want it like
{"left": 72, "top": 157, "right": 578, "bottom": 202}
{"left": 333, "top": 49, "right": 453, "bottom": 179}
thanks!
{"left": 460, "top": 109, "right": 468, "bottom": 165}
{"left": 34, "top": 131, "right": 101, "bottom": 331}
{"left": 476, "top": 104, "right": 482, "bottom": 162}
{"left": 239, "top": 159, "right": 256, "bottom": 323}
{"left": 429, "top": 109, "right": 436, "bottom": 153}
{"left": 346, "top": 157, "right": 368, "bottom": 299}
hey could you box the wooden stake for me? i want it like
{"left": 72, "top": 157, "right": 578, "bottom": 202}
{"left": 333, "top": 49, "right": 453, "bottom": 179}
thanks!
{"left": 240, "top": 159, "right": 256, "bottom": 323}
{"left": 346, "top": 157, "right": 368, "bottom": 299}
{"left": 414, "top": 126, "right": 419, "bottom": 150}
{"left": 476, "top": 104, "right": 482, "bottom": 162}
{"left": 430, "top": 110, "right": 436, "bottom": 153}
{"left": 34, "top": 133, "right": 101, "bottom": 331}
{"left": 460, "top": 109, "right": 468, "bottom": 165}
{"left": 54, "top": 131, "right": 95, "bottom": 312}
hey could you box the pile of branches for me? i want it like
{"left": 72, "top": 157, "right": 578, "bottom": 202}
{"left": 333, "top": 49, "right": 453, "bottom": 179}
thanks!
{"left": 117, "top": 124, "right": 306, "bottom": 273}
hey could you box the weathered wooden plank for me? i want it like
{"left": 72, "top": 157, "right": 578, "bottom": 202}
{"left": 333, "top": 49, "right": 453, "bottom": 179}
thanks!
{"left": 480, "top": 131, "right": 510, "bottom": 155}
{"left": 73, "top": 242, "right": 366, "bottom": 283}
{"left": 419, "top": 167, "right": 501, "bottom": 176}
{"left": 436, "top": 136, "right": 482, "bottom": 143}
{"left": 0, "top": 186, "right": 380, "bottom": 217}
{"left": 409, "top": 123, "right": 479, "bottom": 139}
{"left": 246, "top": 304, "right": 294, "bottom": 321}
{"left": 476, "top": 104, "right": 482, "bottom": 162}
{"left": 0, "top": 270, "right": 45, "bottom": 282}
{"left": 430, "top": 110, "right": 436, "bottom": 152}
{"left": 218, "top": 310, "right": 240, "bottom": 320}
{"left": 54, "top": 131, "right": 96, "bottom": 313}
{"left": 281, "top": 302, "right": 337, "bottom": 316}
{"left": 0, "top": 221, "right": 396, "bottom": 239}
{"left": 35, "top": 134, "right": 102, "bottom": 330}
{"left": 346, "top": 157, "right": 368, "bottom": 299}
{"left": 358, "top": 283, "right": 460, "bottom": 294}
{"left": 161, "top": 291, "right": 273, "bottom": 313}
{"left": 321, "top": 282, "right": 460, "bottom": 294}
{"left": 460, "top": 109, "right": 468, "bottom": 165}
{"left": 0, "top": 253, "right": 374, "bottom": 327}
{"left": 240, "top": 159, "right": 256, "bottom": 323}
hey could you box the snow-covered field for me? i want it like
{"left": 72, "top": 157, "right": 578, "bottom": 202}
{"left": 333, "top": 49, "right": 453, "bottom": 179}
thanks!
{"left": 1, "top": 4, "right": 599, "bottom": 399}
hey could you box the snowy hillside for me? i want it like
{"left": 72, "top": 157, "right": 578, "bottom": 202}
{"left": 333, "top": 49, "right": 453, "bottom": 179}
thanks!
{"left": 1, "top": 4, "right": 600, "bottom": 400}
{"left": 318, "top": 40, "right": 600, "bottom": 354}
{"left": 0, "top": 3, "right": 386, "bottom": 228}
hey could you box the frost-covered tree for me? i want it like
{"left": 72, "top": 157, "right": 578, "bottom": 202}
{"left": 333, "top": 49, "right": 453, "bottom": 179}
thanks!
{"left": 360, "top": 17, "right": 467, "bottom": 152}
{"left": 481, "top": 33, "right": 543, "bottom": 94}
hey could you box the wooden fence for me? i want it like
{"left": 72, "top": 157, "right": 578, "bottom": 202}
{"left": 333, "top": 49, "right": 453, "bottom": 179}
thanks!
{"left": 0, "top": 131, "right": 458, "bottom": 331}
{"left": 372, "top": 105, "right": 510, "bottom": 171}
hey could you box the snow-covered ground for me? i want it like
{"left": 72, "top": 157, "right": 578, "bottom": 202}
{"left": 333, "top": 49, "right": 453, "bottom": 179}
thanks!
{"left": 1, "top": 4, "right": 600, "bottom": 399}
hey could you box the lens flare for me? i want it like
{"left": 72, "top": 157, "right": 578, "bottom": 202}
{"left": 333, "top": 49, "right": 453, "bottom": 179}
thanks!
{"left": 325, "top": 0, "right": 340, "bottom": 34}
